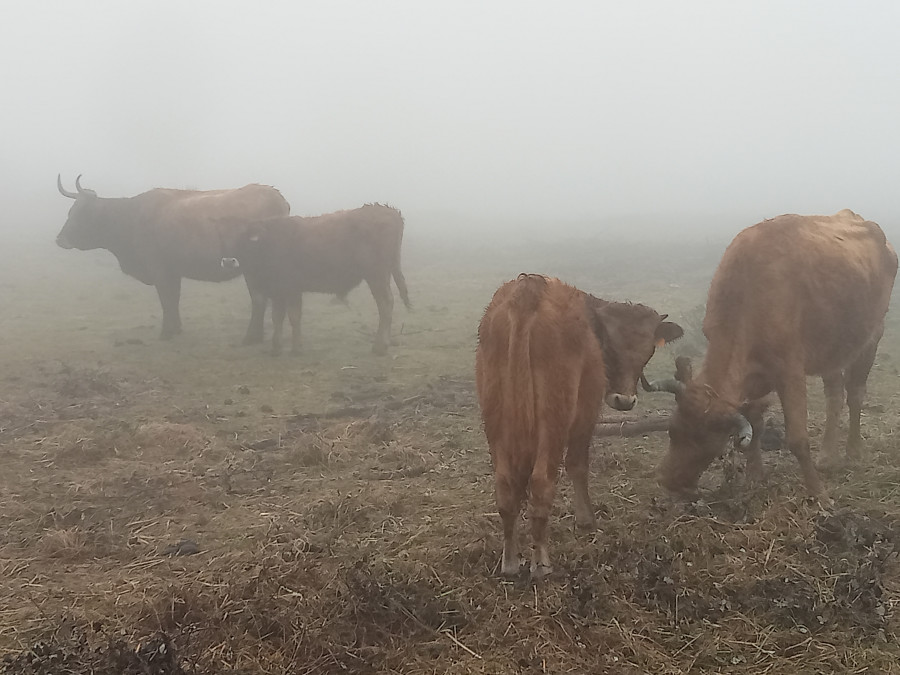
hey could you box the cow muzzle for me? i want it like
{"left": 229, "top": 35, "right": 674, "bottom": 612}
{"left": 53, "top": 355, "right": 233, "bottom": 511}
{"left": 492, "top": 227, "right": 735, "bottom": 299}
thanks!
{"left": 221, "top": 257, "right": 240, "bottom": 270}
{"left": 606, "top": 393, "right": 637, "bottom": 411}
{"left": 56, "top": 234, "right": 74, "bottom": 250}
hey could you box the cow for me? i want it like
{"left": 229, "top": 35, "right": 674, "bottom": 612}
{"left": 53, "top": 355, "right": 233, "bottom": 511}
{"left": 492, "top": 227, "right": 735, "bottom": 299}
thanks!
{"left": 644, "top": 210, "right": 898, "bottom": 499}
{"left": 475, "top": 274, "right": 683, "bottom": 577}
{"left": 56, "top": 175, "right": 290, "bottom": 341}
{"left": 220, "top": 204, "right": 410, "bottom": 356}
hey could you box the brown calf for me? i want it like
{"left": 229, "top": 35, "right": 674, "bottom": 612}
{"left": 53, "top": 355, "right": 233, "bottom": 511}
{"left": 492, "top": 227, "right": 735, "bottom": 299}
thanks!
{"left": 476, "top": 275, "right": 682, "bottom": 577}
{"left": 646, "top": 210, "right": 897, "bottom": 497}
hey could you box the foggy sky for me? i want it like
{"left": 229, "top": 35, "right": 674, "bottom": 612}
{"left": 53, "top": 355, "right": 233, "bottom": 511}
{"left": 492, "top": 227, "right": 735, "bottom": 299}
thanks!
{"left": 5, "top": 1, "right": 900, "bottom": 236}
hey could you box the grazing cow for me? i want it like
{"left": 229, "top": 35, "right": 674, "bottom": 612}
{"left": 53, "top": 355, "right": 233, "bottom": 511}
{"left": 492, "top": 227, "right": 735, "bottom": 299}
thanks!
{"left": 476, "top": 274, "right": 683, "bottom": 577}
{"left": 220, "top": 204, "right": 410, "bottom": 355}
{"left": 56, "top": 176, "right": 290, "bottom": 340}
{"left": 645, "top": 210, "right": 897, "bottom": 498}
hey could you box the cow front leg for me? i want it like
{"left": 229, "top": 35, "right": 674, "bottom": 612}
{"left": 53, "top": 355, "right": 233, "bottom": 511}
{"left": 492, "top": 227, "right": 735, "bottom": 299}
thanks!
{"left": 742, "top": 404, "right": 766, "bottom": 484}
{"left": 271, "top": 297, "right": 286, "bottom": 356}
{"left": 365, "top": 275, "right": 394, "bottom": 356}
{"left": 155, "top": 276, "right": 183, "bottom": 340}
{"left": 777, "top": 373, "right": 823, "bottom": 496}
{"left": 243, "top": 287, "right": 267, "bottom": 345}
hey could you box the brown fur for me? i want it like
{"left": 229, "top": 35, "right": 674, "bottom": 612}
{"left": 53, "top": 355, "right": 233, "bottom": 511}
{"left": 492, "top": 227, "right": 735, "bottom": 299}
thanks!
{"left": 659, "top": 210, "right": 898, "bottom": 497}
{"left": 475, "top": 275, "right": 682, "bottom": 577}
{"left": 56, "top": 180, "right": 290, "bottom": 340}
{"left": 228, "top": 204, "right": 410, "bottom": 356}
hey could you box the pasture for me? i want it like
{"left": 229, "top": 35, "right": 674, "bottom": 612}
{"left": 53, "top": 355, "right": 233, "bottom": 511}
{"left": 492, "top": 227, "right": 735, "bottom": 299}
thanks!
{"left": 1, "top": 225, "right": 899, "bottom": 674}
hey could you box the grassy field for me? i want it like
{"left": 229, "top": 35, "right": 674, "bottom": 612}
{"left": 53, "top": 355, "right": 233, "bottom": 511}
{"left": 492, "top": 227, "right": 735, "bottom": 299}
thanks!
{"left": 1, "top": 227, "right": 899, "bottom": 674}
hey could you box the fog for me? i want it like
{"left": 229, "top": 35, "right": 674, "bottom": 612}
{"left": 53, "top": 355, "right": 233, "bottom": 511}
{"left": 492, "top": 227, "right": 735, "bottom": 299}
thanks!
{"left": 5, "top": 1, "right": 900, "bottom": 240}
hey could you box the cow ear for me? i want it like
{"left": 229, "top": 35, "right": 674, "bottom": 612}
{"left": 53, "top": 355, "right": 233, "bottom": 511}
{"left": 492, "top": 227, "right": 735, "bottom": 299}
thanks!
{"left": 655, "top": 320, "right": 684, "bottom": 347}
{"left": 674, "top": 356, "right": 693, "bottom": 383}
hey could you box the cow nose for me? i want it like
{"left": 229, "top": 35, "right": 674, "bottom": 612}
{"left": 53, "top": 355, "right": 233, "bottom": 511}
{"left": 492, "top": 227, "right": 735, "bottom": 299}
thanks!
{"left": 221, "top": 257, "right": 239, "bottom": 269}
{"left": 607, "top": 393, "right": 637, "bottom": 411}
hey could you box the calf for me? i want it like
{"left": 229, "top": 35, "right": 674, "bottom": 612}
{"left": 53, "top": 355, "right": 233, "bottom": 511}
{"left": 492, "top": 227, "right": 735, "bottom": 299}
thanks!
{"left": 222, "top": 204, "right": 410, "bottom": 355}
{"left": 476, "top": 274, "right": 683, "bottom": 577}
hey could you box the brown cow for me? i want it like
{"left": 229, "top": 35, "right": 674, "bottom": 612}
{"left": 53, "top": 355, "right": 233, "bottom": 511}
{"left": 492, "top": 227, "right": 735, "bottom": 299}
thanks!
{"left": 220, "top": 204, "right": 410, "bottom": 355}
{"left": 56, "top": 176, "right": 290, "bottom": 340}
{"left": 476, "top": 274, "right": 683, "bottom": 577}
{"left": 645, "top": 210, "right": 897, "bottom": 498}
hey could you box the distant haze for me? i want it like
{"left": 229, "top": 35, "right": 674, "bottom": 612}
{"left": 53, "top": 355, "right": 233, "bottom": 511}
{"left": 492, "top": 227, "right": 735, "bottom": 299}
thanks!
{"left": 5, "top": 1, "right": 900, "bottom": 239}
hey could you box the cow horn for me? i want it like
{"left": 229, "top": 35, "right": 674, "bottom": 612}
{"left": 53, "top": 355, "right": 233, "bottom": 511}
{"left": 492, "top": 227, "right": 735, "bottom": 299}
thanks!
{"left": 641, "top": 375, "right": 684, "bottom": 395}
{"left": 731, "top": 413, "right": 753, "bottom": 448}
{"left": 75, "top": 174, "right": 85, "bottom": 193}
{"left": 57, "top": 174, "right": 78, "bottom": 199}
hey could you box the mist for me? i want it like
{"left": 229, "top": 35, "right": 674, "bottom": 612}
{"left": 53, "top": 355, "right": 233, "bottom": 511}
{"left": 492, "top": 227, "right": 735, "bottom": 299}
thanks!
{"left": 5, "top": 1, "right": 900, "bottom": 243}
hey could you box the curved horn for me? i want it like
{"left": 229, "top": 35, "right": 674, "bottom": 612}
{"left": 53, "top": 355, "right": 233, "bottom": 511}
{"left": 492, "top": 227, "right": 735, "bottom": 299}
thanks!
{"left": 641, "top": 376, "right": 685, "bottom": 395}
{"left": 57, "top": 174, "right": 78, "bottom": 199}
{"left": 75, "top": 174, "right": 85, "bottom": 193}
{"left": 731, "top": 413, "right": 753, "bottom": 448}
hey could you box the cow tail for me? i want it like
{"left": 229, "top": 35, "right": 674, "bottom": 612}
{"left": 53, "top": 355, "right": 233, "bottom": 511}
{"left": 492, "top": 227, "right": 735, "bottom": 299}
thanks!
{"left": 505, "top": 275, "right": 546, "bottom": 440}
{"left": 392, "top": 211, "right": 411, "bottom": 309}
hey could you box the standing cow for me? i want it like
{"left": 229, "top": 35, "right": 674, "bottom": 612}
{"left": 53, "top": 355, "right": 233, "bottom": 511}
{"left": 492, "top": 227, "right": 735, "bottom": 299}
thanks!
{"left": 476, "top": 274, "right": 683, "bottom": 578}
{"left": 645, "top": 210, "right": 897, "bottom": 498}
{"left": 56, "top": 175, "right": 290, "bottom": 340}
{"left": 220, "top": 204, "right": 410, "bottom": 355}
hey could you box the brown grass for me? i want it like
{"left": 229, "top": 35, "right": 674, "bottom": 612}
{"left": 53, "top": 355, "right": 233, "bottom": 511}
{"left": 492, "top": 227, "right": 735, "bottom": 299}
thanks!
{"left": 1, "top": 234, "right": 899, "bottom": 673}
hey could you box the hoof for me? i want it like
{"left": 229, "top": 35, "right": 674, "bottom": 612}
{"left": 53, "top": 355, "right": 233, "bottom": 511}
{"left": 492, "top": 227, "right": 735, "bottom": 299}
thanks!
{"left": 530, "top": 562, "right": 553, "bottom": 580}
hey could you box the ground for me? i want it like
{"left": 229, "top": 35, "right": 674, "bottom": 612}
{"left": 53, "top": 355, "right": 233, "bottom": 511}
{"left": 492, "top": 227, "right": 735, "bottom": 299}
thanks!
{"left": 1, "top": 229, "right": 899, "bottom": 674}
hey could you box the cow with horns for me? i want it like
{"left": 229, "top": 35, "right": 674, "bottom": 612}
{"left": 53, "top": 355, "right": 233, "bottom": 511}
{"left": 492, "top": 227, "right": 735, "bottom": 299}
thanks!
{"left": 56, "top": 175, "right": 290, "bottom": 340}
{"left": 644, "top": 210, "right": 897, "bottom": 498}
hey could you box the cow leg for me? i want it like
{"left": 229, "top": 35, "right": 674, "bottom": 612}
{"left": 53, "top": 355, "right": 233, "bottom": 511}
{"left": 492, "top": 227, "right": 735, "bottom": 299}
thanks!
{"left": 846, "top": 339, "right": 879, "bottom": 459}
{"left": 287, "top": 295, "right": 303, "bottom": 355}
{"left": 777, "top": 373, "right": 823, "bottom": 495}
{"left": 156, "top": 276, "right": 182, "bottom": 340}
{"left": 243, "top": 286, "right": 267, "bottom": 345}
{"left": 365, "top": 275, "right": 394, "bottom": 356}
{"left": 819, "top": 371, "right": 845, "bottom": 469}
{"left": 529, "top": 436, "right": 563, "bottom": 579}
{"left": 566, "top": 406, "right": 600, "bottom": 530}
{"left": 743, "top": 406, "right": 765, "bottom": 485}
{"left": 271, "top": 297, "right": 286, "bottom": 356}
{"left": 494, "top": 450, "right": 528, "bottom": 576}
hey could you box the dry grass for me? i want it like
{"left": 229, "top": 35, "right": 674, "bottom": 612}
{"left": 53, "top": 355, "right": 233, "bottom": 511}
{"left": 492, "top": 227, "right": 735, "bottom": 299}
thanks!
{"left": 1, "top": 233, "right": 899, "bottom": 673}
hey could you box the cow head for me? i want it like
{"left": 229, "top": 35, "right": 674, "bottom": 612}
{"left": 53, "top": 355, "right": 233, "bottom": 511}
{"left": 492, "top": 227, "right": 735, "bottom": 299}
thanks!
{"left": 221, "top": 229, "right": 263, "bottom": 271}
{"left": 56, "top": 175, "right": 107, "bottom": 250}
{"left": 645, "top": 358, "right": 754, "bottom": 497}
{"left": 588, "top": 299, "right": 683, "bottom": 411}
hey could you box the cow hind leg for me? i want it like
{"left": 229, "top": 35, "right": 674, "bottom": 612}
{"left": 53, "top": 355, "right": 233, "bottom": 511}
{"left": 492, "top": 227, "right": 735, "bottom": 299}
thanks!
{"left": 529, "top": 438, "right": 564, "bottom": 579}
{"left": 156, "top": 276, "right": 183, "bottom": 340}
{"left": 846, "top": 339, "right": 880, "bottom": 459}
{"left": 494, "top": 453, "right": 528, "bottom": 576}
{"left": 271, "top": 298, "right": 287, "bottom": 356}
{"left": 566, "top": 415, "right": 598, "bottom": 530}
{"left": 287, "top": 295, "right": 303, "bottom": 355}
{"left": 819, "top": 371, "right": 846, "bottom": 470}
{"left": 365, "top": 275, "right": 394, "bottom": 356}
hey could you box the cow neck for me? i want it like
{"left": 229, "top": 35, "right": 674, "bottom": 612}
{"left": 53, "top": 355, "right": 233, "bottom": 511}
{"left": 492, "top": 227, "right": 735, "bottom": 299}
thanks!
{"left": 696, "top": 338, "right": 752, "bottom": 408}
{"left": 98, "top": 197, "right": 140, "bottom": 255}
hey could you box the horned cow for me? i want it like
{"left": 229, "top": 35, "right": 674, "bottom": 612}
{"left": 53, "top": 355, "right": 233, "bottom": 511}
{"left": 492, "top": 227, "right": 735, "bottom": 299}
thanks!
{"left": 645, "top": 210, "right": 898, "bottom": 498}
{"left": 476, "top": 275, "right": 683, "bottom": 577}
{"left": 56, "top": 175, "right": 290, "bottom": 341}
